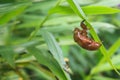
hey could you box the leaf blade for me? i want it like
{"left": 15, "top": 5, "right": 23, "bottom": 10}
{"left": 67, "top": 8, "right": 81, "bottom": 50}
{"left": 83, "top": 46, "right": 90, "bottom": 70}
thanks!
{"left": 41, "top": 30, "right": 66, "bottom": 67}
{"left": 27, "top": 47, "right": 70, "bottom": 80}
{"left": 82, "top": 6, "right": 120, "bottom": 15}
{"left": 0, "top": 46, "right": 15, "bottom": 67}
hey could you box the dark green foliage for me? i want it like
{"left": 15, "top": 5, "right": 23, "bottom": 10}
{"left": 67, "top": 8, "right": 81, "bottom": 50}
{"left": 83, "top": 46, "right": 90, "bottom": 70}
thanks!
{"left": 0, "top": 0, "right": 120, "bottom": 80}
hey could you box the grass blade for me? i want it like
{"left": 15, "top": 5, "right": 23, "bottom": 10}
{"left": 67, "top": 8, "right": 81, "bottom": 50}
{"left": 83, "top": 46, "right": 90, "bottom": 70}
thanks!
{"left": 82, "top": 6, "right": 120, "bottom": 15}
{"left": 0, "top": 2, "right": 31, "bottom": 25}
{"left": 67, "top": 0, "right": 120, "bottom": 75}
{"left": 0, "top": 46, "right": 15, "bottom": 67}
{"left": 27, "top": 47, "right": 71, "bottom": 80}
{"left": 67, "top": 0, "right": 87, "bottom": 19}
{"left": 41, "top": 29, "right": 66, "bottom": 67}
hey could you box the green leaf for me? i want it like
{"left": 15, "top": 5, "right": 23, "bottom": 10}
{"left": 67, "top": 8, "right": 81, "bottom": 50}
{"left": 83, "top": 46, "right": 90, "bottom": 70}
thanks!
{"left": 92, "top": 22, "right": 116, "bottom": 33}
{"left": 27, "top": 47, "right": 71, "bottom": 80}
{"left": 91, "top": 54, "right": 120, "bottom": 74}
{"left": 107, "top": 38, "right": 120, "bottom": 58}
{"left": 49, "top": 6, "right": 74, "bottom": 15}
{"left": 40, "top": 29, "right": 71, "bottom": 80}
{"left": 82, "top": 6, "right": 120, "bottom": 15}
{"left": 49, "top": 5, "right": 120, "bottom": 15}
{"left": 27, "top": 64, "right": 56, "bottom": 80}
{"left": 67, "top": 0, "right": 87, "bottom": 19}
{"left": 93, "top": 76, "right": 119, "bottom": 80}
{"left": 98, "top": 38, "right": 120, "bottom": 64}
{"left": 67, "top": 0, "right": 120, "bottom": 76}
{"left": 41, "top": 29, "right": 66, "bottom": 67}
{"left": 0, "top": 46, "right": 15, "bottom": 67}
{"left": 0, "top": 2, "right": 31, "bottom": 25}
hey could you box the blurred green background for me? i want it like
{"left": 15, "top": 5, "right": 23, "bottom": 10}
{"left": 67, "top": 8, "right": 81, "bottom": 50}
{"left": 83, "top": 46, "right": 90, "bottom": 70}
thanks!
{"left": 0, "top": 0, "right": 120, "bottom": 80}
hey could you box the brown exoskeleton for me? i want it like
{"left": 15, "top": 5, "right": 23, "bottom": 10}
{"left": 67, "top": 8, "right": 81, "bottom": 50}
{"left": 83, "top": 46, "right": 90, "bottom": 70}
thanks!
{"left": 73, "top": 20, "right": 101, "bottom": 50}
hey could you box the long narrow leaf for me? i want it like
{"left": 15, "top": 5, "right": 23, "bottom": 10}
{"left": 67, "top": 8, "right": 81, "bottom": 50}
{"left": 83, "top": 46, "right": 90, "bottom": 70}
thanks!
{"left": 67, "top": 0, "right": 87, "bottom": 19}
{"left": 99, "top": 38, "right": 120, "bottom": 64}
{"left": 67, "top": 0, "right": 120, "bottom": 75}
{"left": 82, "top": 6, "right": 120, "bottom": 15}
{"left": 0, "top": 2, "right": 31, "bottom": 25}
{"left": 49, "top": 5, "right": 120, "bottom": 15}
{"left": 41, "top": 29, "right": 66, "bottom": 67}
{"left": 0, "top": 46, "right": 15, "bottom": 67}
{"left": 27, "top": 47, "right": 70, "bottom": 80}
